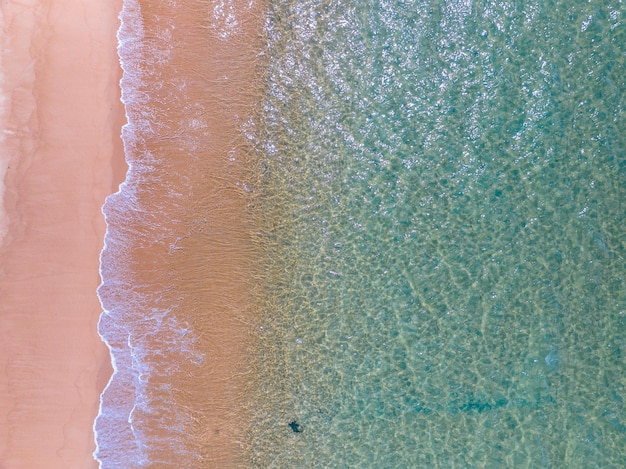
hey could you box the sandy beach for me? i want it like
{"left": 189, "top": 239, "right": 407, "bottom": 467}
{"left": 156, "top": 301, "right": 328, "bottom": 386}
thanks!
{"left": 0, "top": 0, "right": 124, "bottom": 467}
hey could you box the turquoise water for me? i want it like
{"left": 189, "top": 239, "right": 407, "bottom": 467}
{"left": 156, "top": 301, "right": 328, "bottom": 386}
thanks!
{"left": 248, "top": 0, "right": 625, "bottom": 467}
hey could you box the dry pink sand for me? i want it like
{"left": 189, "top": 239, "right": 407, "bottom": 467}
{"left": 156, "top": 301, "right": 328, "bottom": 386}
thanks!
{"left": 0, "top": 0, "right": 124, "bottom": 467}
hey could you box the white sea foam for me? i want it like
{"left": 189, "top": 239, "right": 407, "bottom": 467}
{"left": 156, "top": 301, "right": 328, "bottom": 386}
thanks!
{"left": 209, "top": 0, "right": 258, "bottom": 40}
{"left": 210, "top": 0, "right": 241, "bottom": 39}
{"left": 94, "top": 1, "right": 202, "bottom": 466}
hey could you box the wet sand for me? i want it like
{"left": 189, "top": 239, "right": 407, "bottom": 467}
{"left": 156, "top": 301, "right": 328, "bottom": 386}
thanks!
{"left": 93, "top": 1, "right": 268, "bottom": 466}
{"left": 0, "top": 0, "right": 123, "bottom": 467}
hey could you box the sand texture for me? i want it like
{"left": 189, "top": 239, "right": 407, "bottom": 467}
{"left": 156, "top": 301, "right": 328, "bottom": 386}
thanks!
{"left": 93, "top": 1, "right": 268, "bottom": 466}
{"left": 0, "top": 0, "right": 123, "bottom": 467}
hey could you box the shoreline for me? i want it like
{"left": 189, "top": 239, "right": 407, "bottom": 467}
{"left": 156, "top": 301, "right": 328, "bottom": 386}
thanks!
{"left": 0, "top": 0, "right": 124, "bottom": 467}
{"left": 94, "top": 1, "right": 269, "bottom": 466}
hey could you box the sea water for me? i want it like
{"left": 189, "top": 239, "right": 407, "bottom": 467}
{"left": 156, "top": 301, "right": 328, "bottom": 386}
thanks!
{"left": 95, "top": 0, "right": 264, "bottom": 466}
{"left": 97, "top": 0, "right": 625, "bottom": 467}
{"left": 247, "top": 0, "right": 625, "bottom": 467}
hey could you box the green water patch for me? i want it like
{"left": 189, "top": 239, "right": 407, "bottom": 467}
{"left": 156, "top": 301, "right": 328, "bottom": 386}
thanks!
{"left": 247, "top": 0, "right": 626, "bottom": 467}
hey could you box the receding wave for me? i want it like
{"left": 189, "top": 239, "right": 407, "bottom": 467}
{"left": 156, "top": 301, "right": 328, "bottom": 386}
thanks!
{"left": 95, "top": 0, "right": 266, "bottom": 467}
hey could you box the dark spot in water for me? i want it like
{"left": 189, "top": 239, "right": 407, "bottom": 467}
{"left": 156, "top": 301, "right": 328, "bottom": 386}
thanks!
{"left": 453, "top": 394, "right": 511, "bottom": 413}
{"left": 459, "top": 398, "right": 494, "bottom": 413}
{"left": 289, "top": 420, "right": 302, "bottom": 433}
{"left": 415, "top": 403, "right": 432, "bottom": 414}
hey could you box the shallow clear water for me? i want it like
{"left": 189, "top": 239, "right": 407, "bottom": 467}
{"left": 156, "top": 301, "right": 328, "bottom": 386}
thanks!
{"left": 248, "top": 0, "right": 626, "bottom": 467}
